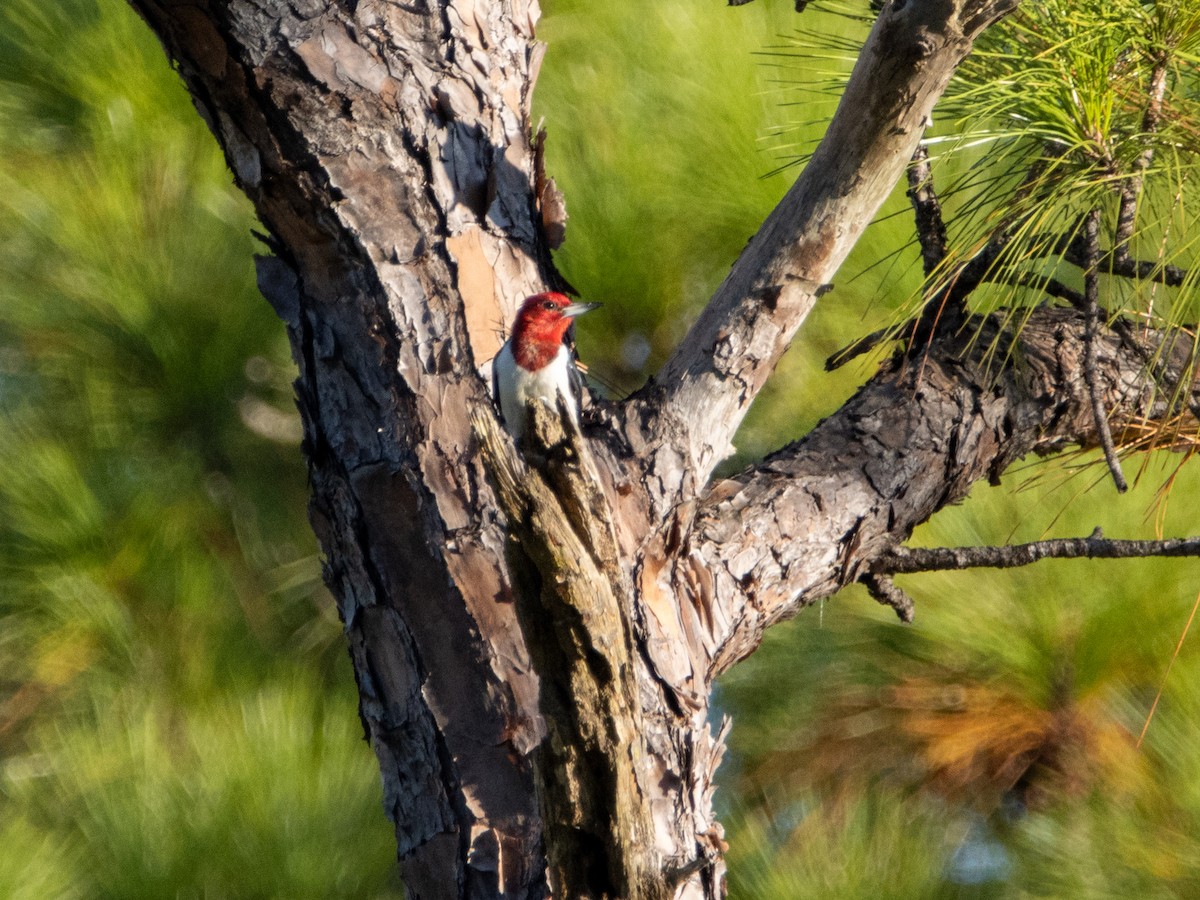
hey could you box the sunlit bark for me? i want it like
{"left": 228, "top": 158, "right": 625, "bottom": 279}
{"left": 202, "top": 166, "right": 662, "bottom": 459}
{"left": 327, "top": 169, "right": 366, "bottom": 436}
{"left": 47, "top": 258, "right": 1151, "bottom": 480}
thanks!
{"left": 120, "top": 3, "right": 1200, "bottom": 899}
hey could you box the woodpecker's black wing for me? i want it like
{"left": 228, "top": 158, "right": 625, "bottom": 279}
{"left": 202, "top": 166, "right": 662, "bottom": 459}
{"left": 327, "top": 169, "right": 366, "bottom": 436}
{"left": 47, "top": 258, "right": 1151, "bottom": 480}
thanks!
{"left": 562, "top": 324, "right": 589, "bottom": 419}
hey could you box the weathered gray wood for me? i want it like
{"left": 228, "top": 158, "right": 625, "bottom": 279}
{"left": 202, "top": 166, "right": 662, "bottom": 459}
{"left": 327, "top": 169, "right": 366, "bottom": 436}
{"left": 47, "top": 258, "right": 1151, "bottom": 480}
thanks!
{"left": 632, "top": 0, "right": 1021, "bottom": 503}
{"left": 474, "top": 403, "right": 665, "bottom": 900}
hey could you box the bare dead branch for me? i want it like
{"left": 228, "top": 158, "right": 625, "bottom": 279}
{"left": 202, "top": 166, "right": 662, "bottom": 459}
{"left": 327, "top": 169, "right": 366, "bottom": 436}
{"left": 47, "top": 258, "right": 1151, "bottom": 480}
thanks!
{"left": 1082, "top": 208, "right": 1129, "bottom": 491}
{"left": 1106, "top": 255, "right": 1191, "bottom": 287}
{"left": 861, "top": 574, "right": 916, "bottom": 623}
{"left": 876, "top": 529, "right": 1200, "bottom": 573}
{"left": 629, "top": 0, "right": 1021, "bottom": 498}
{"left": 907, "top": 156, "right": 1058, "bottom": 346}
{"left": 1111, "top": 254, "right": 1189, "bottom": 286}
{"left": 826, "top": 154, "right": 1057, "bottom": 374}
{"left": 906, "top": 143, "right": 948, "bottom": 278}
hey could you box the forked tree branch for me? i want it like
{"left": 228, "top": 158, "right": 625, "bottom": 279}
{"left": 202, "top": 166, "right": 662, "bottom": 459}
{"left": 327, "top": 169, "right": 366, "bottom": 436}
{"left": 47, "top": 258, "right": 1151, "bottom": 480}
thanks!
{"left": 861, "top": 529, "right": 1200, "bottom": 622}
{"left": 826, "top": 153, "right": 1050, "bottom": 372}
{"left": 878, "top": 531, "right": 1200, "bottom": 574}
{"left": 626, "top": 0, "right": 1021, "bottom": 505}
{"left": 685, "top": 307, "right": 1199, "bottom": 674}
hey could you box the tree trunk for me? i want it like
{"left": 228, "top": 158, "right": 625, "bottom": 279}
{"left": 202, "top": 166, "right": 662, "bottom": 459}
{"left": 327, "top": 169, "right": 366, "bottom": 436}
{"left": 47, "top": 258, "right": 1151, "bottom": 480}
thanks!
{"left": 125, "top": 1, "right": 1198, "bottom": 898}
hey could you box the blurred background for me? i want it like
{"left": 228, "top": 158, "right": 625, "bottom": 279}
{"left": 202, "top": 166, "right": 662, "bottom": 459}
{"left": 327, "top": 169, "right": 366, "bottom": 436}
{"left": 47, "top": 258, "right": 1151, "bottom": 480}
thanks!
{"left": 3, "top": 0, "right": 1199, "bottom": 896}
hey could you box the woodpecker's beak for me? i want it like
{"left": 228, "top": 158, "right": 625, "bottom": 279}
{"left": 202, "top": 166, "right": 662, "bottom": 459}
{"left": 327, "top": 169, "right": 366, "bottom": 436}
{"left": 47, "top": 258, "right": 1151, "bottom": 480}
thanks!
{"left": 561, "top": 301, "right": 601, "bottom": 319}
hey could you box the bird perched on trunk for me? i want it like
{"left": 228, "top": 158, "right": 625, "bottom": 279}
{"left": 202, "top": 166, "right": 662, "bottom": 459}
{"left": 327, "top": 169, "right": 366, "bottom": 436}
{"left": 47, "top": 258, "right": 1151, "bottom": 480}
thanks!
{"left": 493, "top": 292, "right": 600, "bottom": 441}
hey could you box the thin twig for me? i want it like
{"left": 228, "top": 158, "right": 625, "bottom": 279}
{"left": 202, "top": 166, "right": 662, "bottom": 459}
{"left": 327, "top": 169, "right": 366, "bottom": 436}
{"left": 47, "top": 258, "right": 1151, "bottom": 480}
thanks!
{"left": 1061, "top": 234, "right": 1190, "bottom": 287}
{"left": 1114, "top": 56, "right": 1170, "bottom": 266}
{"left": 861, "top": 573, "right": 915, "bottom": 623}
{"left": 905, "top": 157, "right": 1054, "bottom": 355}
{"left": 877, "top": 528, "right": 1200, "bottom": 574}
{"left": 906, "top": 143, "right": 948, "bottom": 278}
{"left": 1004, "top": 272, "right": 1085, "bottom": 306}
{"left": 825, "top": 326, "right": 890, "bottom": 370}
{"left": 1081, "top": 208, "right": 1129, "bottom": 492}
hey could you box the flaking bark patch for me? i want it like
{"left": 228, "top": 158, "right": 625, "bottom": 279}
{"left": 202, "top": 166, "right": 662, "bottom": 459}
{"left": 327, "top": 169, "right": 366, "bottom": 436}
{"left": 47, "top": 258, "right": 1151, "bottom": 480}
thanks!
{"left": 474, "top": 405, "right": 667, "bottom": 900}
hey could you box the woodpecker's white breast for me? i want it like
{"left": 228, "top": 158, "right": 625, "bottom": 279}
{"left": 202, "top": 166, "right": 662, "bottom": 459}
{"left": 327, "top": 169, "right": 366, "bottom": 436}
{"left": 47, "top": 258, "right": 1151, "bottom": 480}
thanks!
{"left": 493, "top": 341, "right": 579, "bottom": 439}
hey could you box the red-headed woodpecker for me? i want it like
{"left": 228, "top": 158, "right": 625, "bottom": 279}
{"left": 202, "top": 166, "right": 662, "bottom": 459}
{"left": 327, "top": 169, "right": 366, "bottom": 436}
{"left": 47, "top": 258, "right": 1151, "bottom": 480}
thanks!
{"left": 493, "top": 292, "right": 600, "bottom": 440}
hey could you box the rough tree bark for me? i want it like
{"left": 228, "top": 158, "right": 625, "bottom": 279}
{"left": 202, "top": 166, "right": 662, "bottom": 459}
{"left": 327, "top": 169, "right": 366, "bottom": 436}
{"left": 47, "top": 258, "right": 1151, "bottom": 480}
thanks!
{"left": 125, "top": 1, "right": 1198, "bottom": 898}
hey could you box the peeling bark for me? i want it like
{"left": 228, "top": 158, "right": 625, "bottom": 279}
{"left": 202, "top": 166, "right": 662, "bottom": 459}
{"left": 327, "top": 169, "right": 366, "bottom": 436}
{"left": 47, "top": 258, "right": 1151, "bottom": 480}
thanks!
{"left": 474, "top": 404, "right": 664, "bottom": 900}
{"left": 116, "top": 2, "right": 1200, "bottom": 899}
{"left": 693, "top": 309, "right": 1199, "bottom": 674}
{"left": 130, "top": 2, "right": 552, "bottom": 895}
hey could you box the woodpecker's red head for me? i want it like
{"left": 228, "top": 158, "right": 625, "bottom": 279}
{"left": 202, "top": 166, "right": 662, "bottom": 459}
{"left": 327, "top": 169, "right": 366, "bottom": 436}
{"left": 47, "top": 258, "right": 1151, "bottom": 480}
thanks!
{"left": 510, "top": 292, "right": 600, "bottom": 371}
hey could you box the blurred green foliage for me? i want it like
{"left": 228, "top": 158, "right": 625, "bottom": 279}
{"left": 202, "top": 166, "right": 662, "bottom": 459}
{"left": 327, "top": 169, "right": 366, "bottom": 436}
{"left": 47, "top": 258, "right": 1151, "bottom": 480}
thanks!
{"left": 4, "top": 0, "right": 1200, "bottom": 896}
{"left": 0, "top": 0, "right": 400, "bottom": 895}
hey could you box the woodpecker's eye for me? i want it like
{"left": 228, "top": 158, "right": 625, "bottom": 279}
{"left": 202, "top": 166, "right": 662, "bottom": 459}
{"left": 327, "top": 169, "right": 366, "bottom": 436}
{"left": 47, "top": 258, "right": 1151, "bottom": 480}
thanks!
{"left": 542, "top": 300, "right": 557, "bottom": 311}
